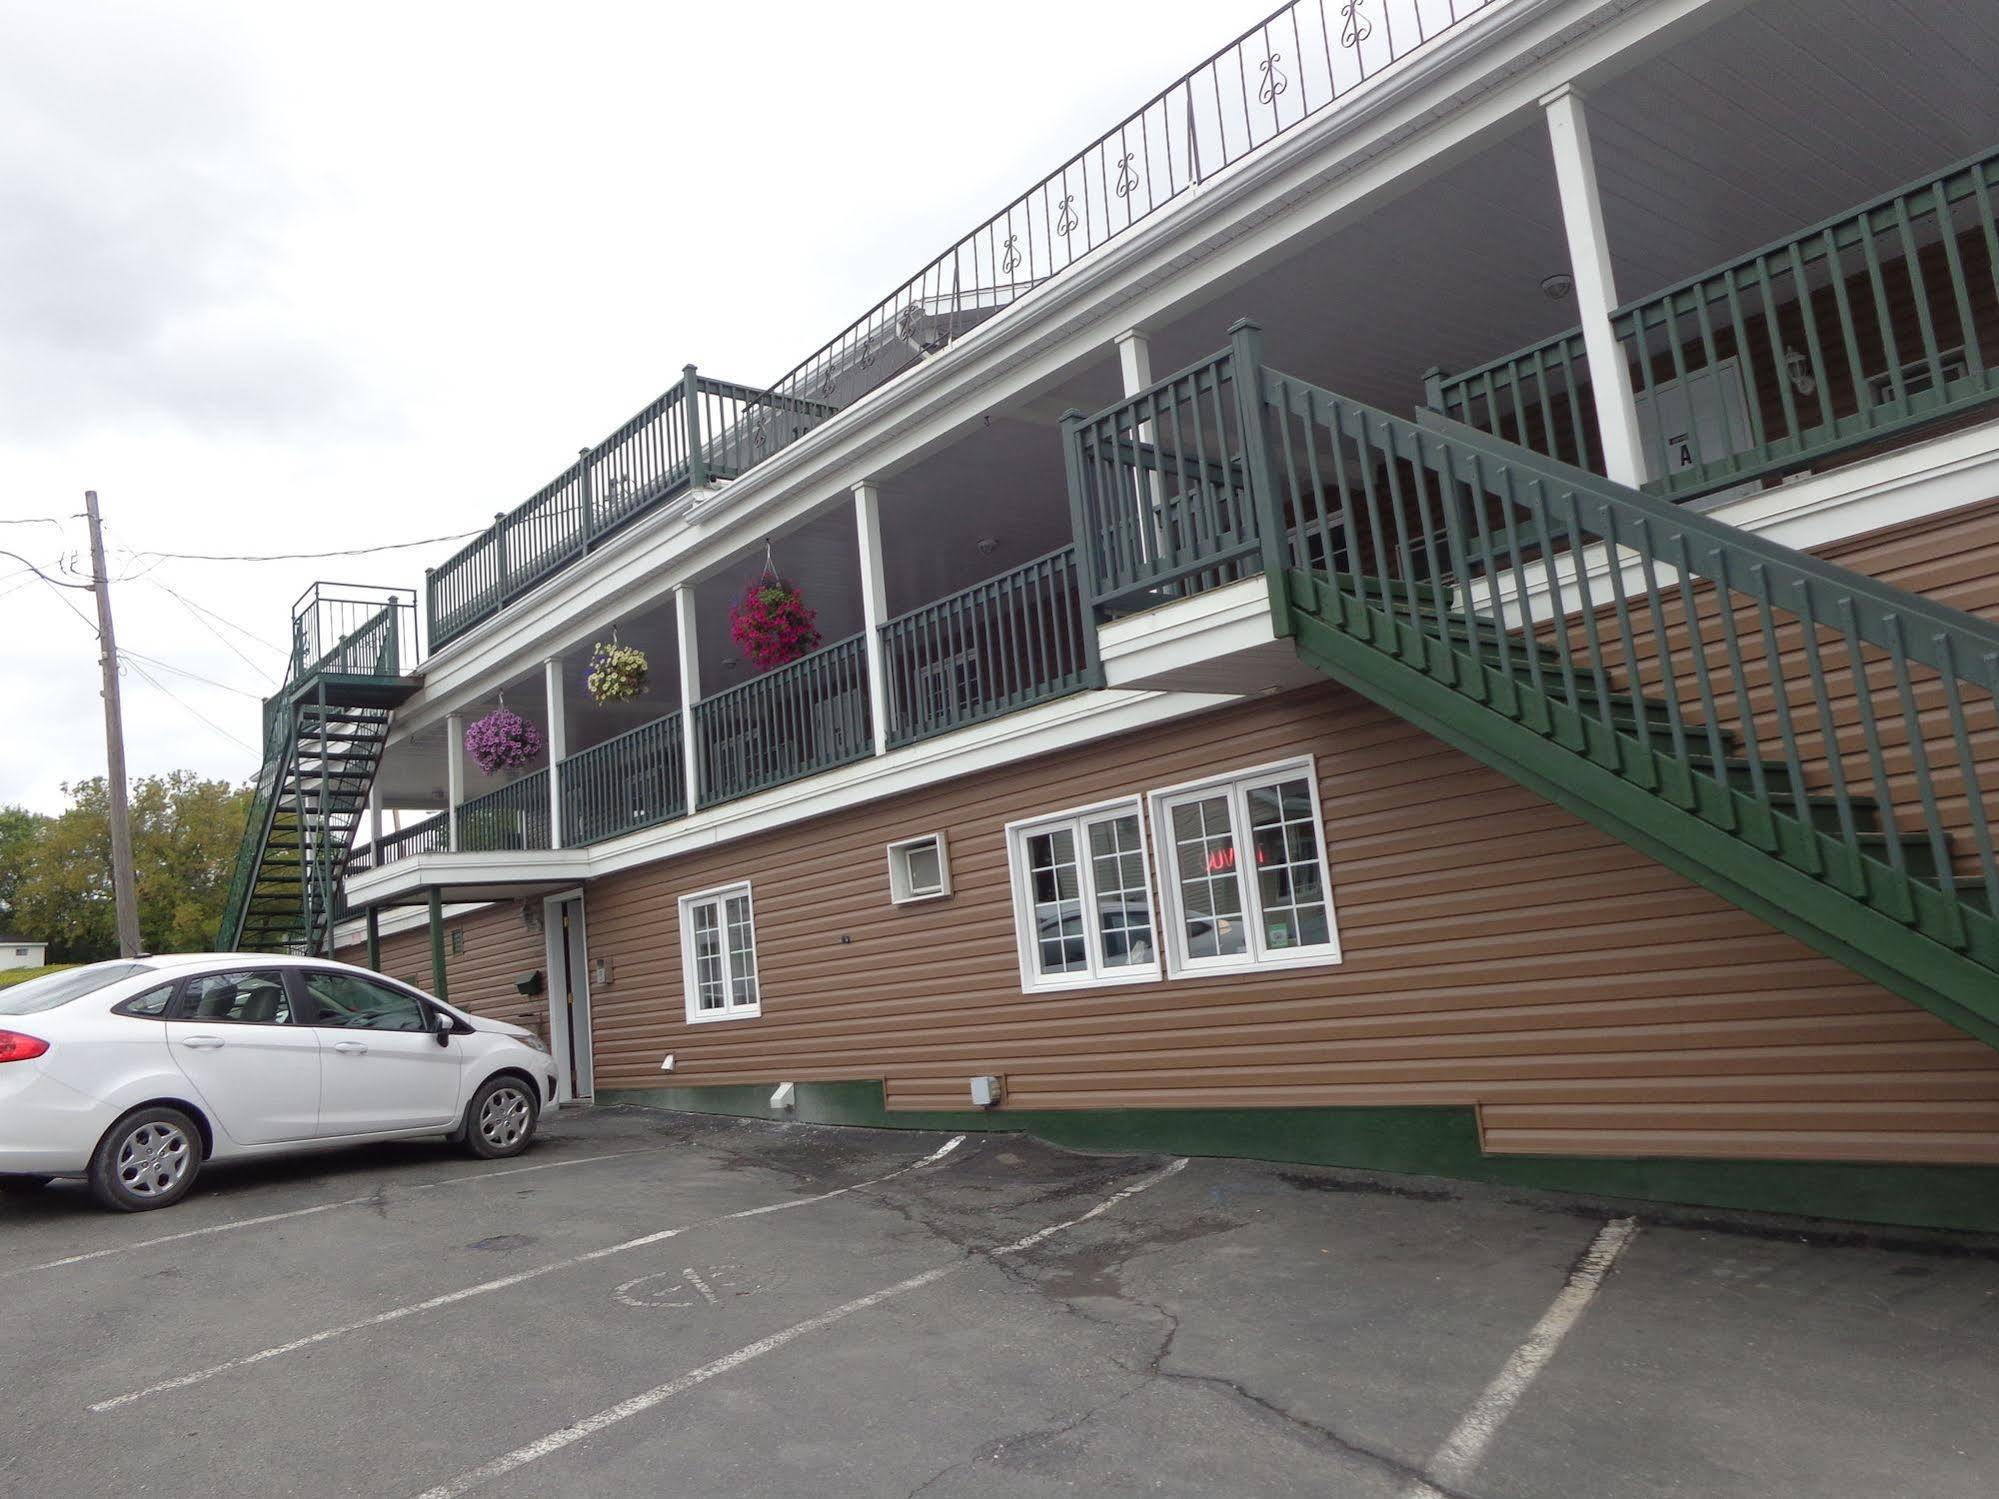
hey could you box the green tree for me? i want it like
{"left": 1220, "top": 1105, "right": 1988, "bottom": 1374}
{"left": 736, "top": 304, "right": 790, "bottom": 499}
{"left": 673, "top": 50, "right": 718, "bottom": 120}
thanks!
{"left": 12, "top": 774, "right": 252, "bottom": 961}
{"left": 0, "top": 804, "right": 50, "bottom": 931}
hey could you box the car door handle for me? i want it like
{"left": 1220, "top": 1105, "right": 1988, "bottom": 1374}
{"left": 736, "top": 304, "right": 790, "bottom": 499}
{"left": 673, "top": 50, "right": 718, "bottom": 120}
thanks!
{"left": 333, "top": 1040, "right": 369, "bottom": 1054}
{"left": 179, "top": 1036, "right": 225, "bottom": 1051}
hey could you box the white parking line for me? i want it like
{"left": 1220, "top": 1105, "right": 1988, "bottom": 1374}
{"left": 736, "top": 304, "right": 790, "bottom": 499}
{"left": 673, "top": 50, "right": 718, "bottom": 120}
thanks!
{"left": 6, "top": 1149, "right": 657, "bottom": 1280}
{"left": 87, "top": 1136, "right": 965, "bottom": 1414}
{"left": 410, "top": 1157, "right": 1189, "bottom": 1499}
{"left": 1401, "top": 1216, "right": 1639, "bottom": 1498}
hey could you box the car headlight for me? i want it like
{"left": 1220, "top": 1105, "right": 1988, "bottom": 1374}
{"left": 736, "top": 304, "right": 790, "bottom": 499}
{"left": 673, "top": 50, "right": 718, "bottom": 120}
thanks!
{"left": 515, "top": 1031, "right": 549, "bottom": 1054}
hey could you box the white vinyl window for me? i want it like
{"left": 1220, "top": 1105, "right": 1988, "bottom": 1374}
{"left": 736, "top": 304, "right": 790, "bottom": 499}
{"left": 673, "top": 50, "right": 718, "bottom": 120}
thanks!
{"left": 678, "top": 882, "right": 761, "bottom": 1023}
{"left": 1150, "top": 759, "right": 1340, "bottom": 976}
{"left": 1005, "top": 799, "right": 1160, "bottom": 991}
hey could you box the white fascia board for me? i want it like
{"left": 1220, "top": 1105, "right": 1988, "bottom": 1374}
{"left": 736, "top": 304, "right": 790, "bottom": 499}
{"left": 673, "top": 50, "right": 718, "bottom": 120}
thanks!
{"left": 357, "top": 686, "right": 1240, "bottom": 902}
{"left": 1467, "top": 416, "right": 1999, "bottom": 628}
{"left": 1099, "top": 578, "right": 1277, "bottom": 688}
{"left": 395, "top": 0, "right": 1711, "bottom": 739}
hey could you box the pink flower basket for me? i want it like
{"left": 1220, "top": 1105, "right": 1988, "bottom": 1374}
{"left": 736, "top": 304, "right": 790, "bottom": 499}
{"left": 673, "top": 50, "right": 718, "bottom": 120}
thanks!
{"left": 464, "top": 708, "right": 544, "bottom": 776}
{"left": 728, "top": 572, "right": 821, "bottom": 671}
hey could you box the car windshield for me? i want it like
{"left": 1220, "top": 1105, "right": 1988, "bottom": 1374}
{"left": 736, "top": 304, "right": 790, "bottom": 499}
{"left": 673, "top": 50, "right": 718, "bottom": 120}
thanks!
{"left": 0, "top": 961, "right": 157, "bottom": 1016}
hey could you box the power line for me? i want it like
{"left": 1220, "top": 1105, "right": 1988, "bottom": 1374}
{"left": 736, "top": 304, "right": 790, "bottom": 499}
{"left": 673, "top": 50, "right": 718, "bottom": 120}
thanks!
{"left": 131, "top": 528, "right": 483, "bottom": 563}
{"left": 0, "top": 516, "right": 65, "bottom": 526}
{"left": 121, "top": 649, "right": 266, "bottom": 701}
{"left": 121, "top": 656, "right": 257, "bottom": 754}
{"left": 144, "top": 578, "right": 283, "bottom": 685}
{"left": 28, "top": 569, "right": 100, "bottom": 636}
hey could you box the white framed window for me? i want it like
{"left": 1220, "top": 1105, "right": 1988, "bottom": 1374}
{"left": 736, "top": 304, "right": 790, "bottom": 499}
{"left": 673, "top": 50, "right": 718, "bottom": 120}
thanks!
{"left": 1005, "top": 798, "right": 1160, "bottom": 991}
{"left": 678, "top": 882, "right": 761, "bottom": 1023}
{"left": 1149, "top": 758, "right": 1340, "bottom": 977}
{"left": 887, "top": 832, "right": 952, "bottom": 904}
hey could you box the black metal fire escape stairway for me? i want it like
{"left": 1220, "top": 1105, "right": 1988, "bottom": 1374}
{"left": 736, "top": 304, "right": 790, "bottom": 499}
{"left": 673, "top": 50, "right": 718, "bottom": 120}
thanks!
{"left": 1068, "top": 333, "right": 1999, "bottom": 1050}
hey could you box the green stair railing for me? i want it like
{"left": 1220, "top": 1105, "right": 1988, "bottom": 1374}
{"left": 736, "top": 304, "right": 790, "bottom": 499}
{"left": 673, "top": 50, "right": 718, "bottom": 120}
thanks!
{"left": 558, "top": 712, "right": 687, "bottom": 846}
{"left": 1069, "top": 324, "right": 1999, "bottom": 1045}
{"left": 692, "top": 634, "right": 871, "bottom": 809}
{"left": 881, "top": 545, "right": 1101, "bottom": 747}
{"left": 1429, "top": 144, "right": 1999, "bottom": 500}
{"left": 348, "top": 812, "right": 450, "bottom": 875}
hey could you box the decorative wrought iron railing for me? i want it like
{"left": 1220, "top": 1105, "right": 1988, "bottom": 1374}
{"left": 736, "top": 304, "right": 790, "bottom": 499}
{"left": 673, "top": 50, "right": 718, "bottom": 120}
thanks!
{"left": 454, "top": 772, "right": 552, "bottom": 853}
{"left": 1429, "top": 144, "right": 1999, "bottom": 500}
{"left": 347, "top": 812, "right": 450, "bottom": 875}
{"left": 424, "top": 1, "right": 1506, "bottom": 657}
{"left": 426, "top": 374, "right": 839, "bottom": 649}
{"left": 558, "top": 712, "right": 687, "bottom": 846}
{"left": 1071, "top": 326, "right": 1999, "bottom": 977}
{"left": 881, "top": 546, "right": 1100, "bottom": 746}
{"left": 692, "top": 634, "right": 872, "bottom": 809}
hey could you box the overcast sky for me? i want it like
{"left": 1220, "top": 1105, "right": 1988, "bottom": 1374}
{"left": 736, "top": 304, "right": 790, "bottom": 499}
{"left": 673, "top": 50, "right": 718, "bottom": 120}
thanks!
{"left": 0, "top": 0, "right": 1278, "bottom": 815}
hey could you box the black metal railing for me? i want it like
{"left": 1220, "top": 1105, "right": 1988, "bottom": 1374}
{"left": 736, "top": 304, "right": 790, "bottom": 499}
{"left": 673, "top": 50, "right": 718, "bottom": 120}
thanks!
{"left": 289, "top": 584, "right": 418, "bottom": 681}
{"left": 881, "top": 546, "right": 1100, "bottom": 746}
{"left": 1430, "top": 144, "right": 1999, "bottom": 500}
{"left": 692, "top": 635, "right": 872, "bottom": 809}
{"left": 558, "top": 712, "right": 687, "bottom": 846}
{"left": 454, "top": 772, "right": 552, "bottom": 852}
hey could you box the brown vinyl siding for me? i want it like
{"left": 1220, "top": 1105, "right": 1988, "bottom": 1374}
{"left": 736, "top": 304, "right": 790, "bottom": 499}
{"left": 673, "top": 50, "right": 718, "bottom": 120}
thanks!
{"left": 338, "top": 903, "right": 550, "bottom": 1044}
{"left": 578, "top": 679, "right": 1999, "bottom": 1167}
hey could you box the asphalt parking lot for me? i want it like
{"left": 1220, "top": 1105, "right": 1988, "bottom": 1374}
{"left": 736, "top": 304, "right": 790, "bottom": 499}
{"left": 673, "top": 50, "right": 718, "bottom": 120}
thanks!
{"left": 3, "top": 1107, "right": 1996, "bottom": 1499}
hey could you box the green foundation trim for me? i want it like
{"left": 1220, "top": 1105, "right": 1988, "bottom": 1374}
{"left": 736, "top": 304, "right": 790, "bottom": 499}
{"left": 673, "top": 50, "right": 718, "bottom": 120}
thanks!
{"left": 602, "top": 1081, "right": 1999, "bottom": 1234}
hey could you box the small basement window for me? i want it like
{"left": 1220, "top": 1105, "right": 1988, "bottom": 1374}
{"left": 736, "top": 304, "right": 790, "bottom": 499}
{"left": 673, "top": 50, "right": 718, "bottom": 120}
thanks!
{"left": 679, "top": 882, "right": 761, "bottom": 1024}
{"left": 887, "top": 833, "right": 951, "bottom": 904}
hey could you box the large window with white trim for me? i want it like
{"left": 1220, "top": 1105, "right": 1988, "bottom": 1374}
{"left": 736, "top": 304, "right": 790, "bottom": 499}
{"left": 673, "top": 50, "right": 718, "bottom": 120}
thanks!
{"left": 1005, "top": 800, "right": 1160, "bottom": 990}
{"left": 678, "top": 882, "right": 761, "bottom": 1023}
{"left": 1150, "top": 759, "right": 1340, "bottom": 976}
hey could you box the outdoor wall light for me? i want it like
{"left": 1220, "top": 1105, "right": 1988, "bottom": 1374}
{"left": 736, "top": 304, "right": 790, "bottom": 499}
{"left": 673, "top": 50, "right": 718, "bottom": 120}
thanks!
{"left": 1540, "top": 272, "right": 1574, "bottom": 301}
{"left": 591, "top": 956, "right": 612, "bottom": 988}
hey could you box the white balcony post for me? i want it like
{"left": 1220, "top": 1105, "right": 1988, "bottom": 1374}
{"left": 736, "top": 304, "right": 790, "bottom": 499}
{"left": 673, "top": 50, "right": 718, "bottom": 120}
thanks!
{"left": 1114, "top": 328, "right": 1163, "bottom": 561}
{"left": 367, "top": 780, "right": 383, "bottom": 852}
{"left": 1541, "top": 84, "right": 1648, "bottom": 488}
{"left": 444, "top": 712, "right": 465, "bottom": 851}
{"left": 852, "top": 480, "right": 891, "bottom": 756}
{"left": 675, "top": 585, "right": 701, "bottom": 814}
{"left": 544, "top": 656, "right": 567, "bottom": 849}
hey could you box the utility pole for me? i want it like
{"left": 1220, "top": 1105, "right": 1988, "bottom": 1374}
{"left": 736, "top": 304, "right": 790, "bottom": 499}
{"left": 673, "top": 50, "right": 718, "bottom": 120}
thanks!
{"left": 83, "top": 491, "right": 142, "bottom": 958}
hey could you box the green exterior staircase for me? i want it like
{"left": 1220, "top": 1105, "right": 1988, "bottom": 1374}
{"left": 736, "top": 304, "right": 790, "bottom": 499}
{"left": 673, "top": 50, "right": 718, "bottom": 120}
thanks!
{"left": 218, "top": 588, "right": 421, "bottom": 954}
{"left": 1066, "top": 323, "right": 1999, "bottom": 1050}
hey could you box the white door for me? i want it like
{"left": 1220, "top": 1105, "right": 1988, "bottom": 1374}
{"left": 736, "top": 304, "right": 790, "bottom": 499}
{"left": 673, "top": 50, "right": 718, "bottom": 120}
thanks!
{"left": 545, "top": 895, "right": 594, "bottom": 1103}
{"left": 166, "top": 968, "right": 322, "bottom": 1144}
{"left": 297, "top": 969, "right": 465, "bottom": 1133}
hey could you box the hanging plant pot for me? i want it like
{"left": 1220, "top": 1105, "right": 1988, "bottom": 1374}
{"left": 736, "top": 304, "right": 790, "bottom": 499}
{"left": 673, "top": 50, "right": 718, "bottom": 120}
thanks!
{"left": 729, "top": 570, "right": 821, "bottom": 671}
{"left": 464, "top": 707, "right": 544, "bottom": 776}
{"left": 587, "top": 640, "right": 649, "bottom": 704}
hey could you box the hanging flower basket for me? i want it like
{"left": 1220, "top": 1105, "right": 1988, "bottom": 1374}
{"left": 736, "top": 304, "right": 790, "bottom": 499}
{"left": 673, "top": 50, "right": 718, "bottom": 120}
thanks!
{"left": 729, "top": 571, "right": 821, "bottom": 671}
{"left": 587, "top": 640, "right": 649, "bottom": 704}
{"left": 464, "top": 708, "right": 544, "bottom": 776}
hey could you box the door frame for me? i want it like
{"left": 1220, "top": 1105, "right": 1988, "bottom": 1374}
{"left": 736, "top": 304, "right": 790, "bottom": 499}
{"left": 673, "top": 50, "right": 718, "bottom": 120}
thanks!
{"left": 540, "top": 888, "right": 596, "bottom": 1103}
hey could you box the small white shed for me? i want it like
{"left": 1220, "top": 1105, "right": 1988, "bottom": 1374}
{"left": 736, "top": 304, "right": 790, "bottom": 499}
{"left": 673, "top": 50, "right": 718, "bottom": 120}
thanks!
{"left": 0, "top": 939, "right": 48, "bottom": 971}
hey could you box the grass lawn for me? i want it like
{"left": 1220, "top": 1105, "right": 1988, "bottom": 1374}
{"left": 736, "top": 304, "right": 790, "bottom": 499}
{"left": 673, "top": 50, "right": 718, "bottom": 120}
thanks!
{"left": 0, "top": 964, "right": 75, "bottom": 990}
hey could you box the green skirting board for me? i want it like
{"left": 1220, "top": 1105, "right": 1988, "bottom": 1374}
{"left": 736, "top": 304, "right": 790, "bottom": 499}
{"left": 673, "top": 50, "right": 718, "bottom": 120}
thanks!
{"left": 602, "top": 1081, "right": 1999, "bottom": 1234}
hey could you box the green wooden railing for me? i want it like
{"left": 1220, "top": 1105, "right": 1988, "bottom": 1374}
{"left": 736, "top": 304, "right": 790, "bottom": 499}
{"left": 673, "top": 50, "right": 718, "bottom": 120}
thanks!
{"left": 1070, "top": 325, "right": 1999, "bottom": 1041}
{"left": 1429, "top": 144, "right": 1999, "bottom": 500}
{"left": 558, "top": 712, "right": 687, "bottom": 846}
{"left": 347, "top": 812, "right": 449, "bottom": 875}
{"left": 881, "top": 546, "right": 1101, "bottom": 747}
{"left": 454, "top": 771, "right": 552, "bottom": 852}
{"left": 692, "top": 634, "right": 871, "bottom": 809}
{"left": 427, "top": 375, "right": 839, "bottom": 649}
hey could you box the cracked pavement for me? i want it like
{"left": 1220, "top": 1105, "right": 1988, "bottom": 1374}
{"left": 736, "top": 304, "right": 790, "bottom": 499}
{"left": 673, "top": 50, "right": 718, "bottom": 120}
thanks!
{"left": 3, "top": 1106, "right": 1996, "bottom": 1497}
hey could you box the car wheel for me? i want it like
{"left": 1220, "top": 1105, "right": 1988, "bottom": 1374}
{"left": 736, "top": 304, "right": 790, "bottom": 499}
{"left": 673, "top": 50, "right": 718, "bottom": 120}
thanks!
{"left": 462, "top": 1075, "right": 537, "bottom": 1160}
{"left": 89, "top": 1106, "right": 201, "bottom": 1212}
{"left": 0, "top": 1174, "right": 54, "bottom": 1195}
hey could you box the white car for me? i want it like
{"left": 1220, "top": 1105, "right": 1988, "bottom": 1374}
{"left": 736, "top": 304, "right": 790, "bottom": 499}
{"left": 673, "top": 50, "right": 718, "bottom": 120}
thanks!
{"left": 0, "top": 953, "right": 559, "bottom": 1212}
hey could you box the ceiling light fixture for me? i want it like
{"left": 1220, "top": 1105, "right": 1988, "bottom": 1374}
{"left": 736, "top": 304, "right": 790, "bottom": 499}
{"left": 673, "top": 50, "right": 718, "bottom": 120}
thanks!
{"left": 1540, "top": 272, "right": 1574, "bottom": 301}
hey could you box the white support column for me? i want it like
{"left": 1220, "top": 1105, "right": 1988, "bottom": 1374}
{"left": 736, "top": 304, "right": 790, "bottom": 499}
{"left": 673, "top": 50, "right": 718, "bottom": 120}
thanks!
{"left": 1541, "top": 84, "right": 1648, "bottom": 489}
{"left": 367, "top": 780, "right": 383, "bottom": 852}
{"left": 444, "top": 712, "right": 465, "bottom": 851}
{"left": 674, "top": 585, "right": 701, "bottom": 814}
{"left": 544, "top": 656, "right": 567, "bottom": 848}
{"left": 852, "top": 481, "right": 891, "bottom": 756}
{"left": 1114, "top": 328, "right": 1164, "bottom": 562}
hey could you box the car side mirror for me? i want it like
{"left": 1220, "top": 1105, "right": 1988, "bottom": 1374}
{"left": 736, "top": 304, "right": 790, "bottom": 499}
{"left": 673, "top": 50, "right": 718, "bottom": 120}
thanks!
{"left": 433, "top": 1010, "right": 456, "bottom": 1046}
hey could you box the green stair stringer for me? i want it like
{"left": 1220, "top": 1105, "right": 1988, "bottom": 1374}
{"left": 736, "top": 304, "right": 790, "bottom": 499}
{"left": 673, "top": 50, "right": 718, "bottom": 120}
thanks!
{"left": 1284, "top": 568, "right": 1999, "bottom": 1050}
